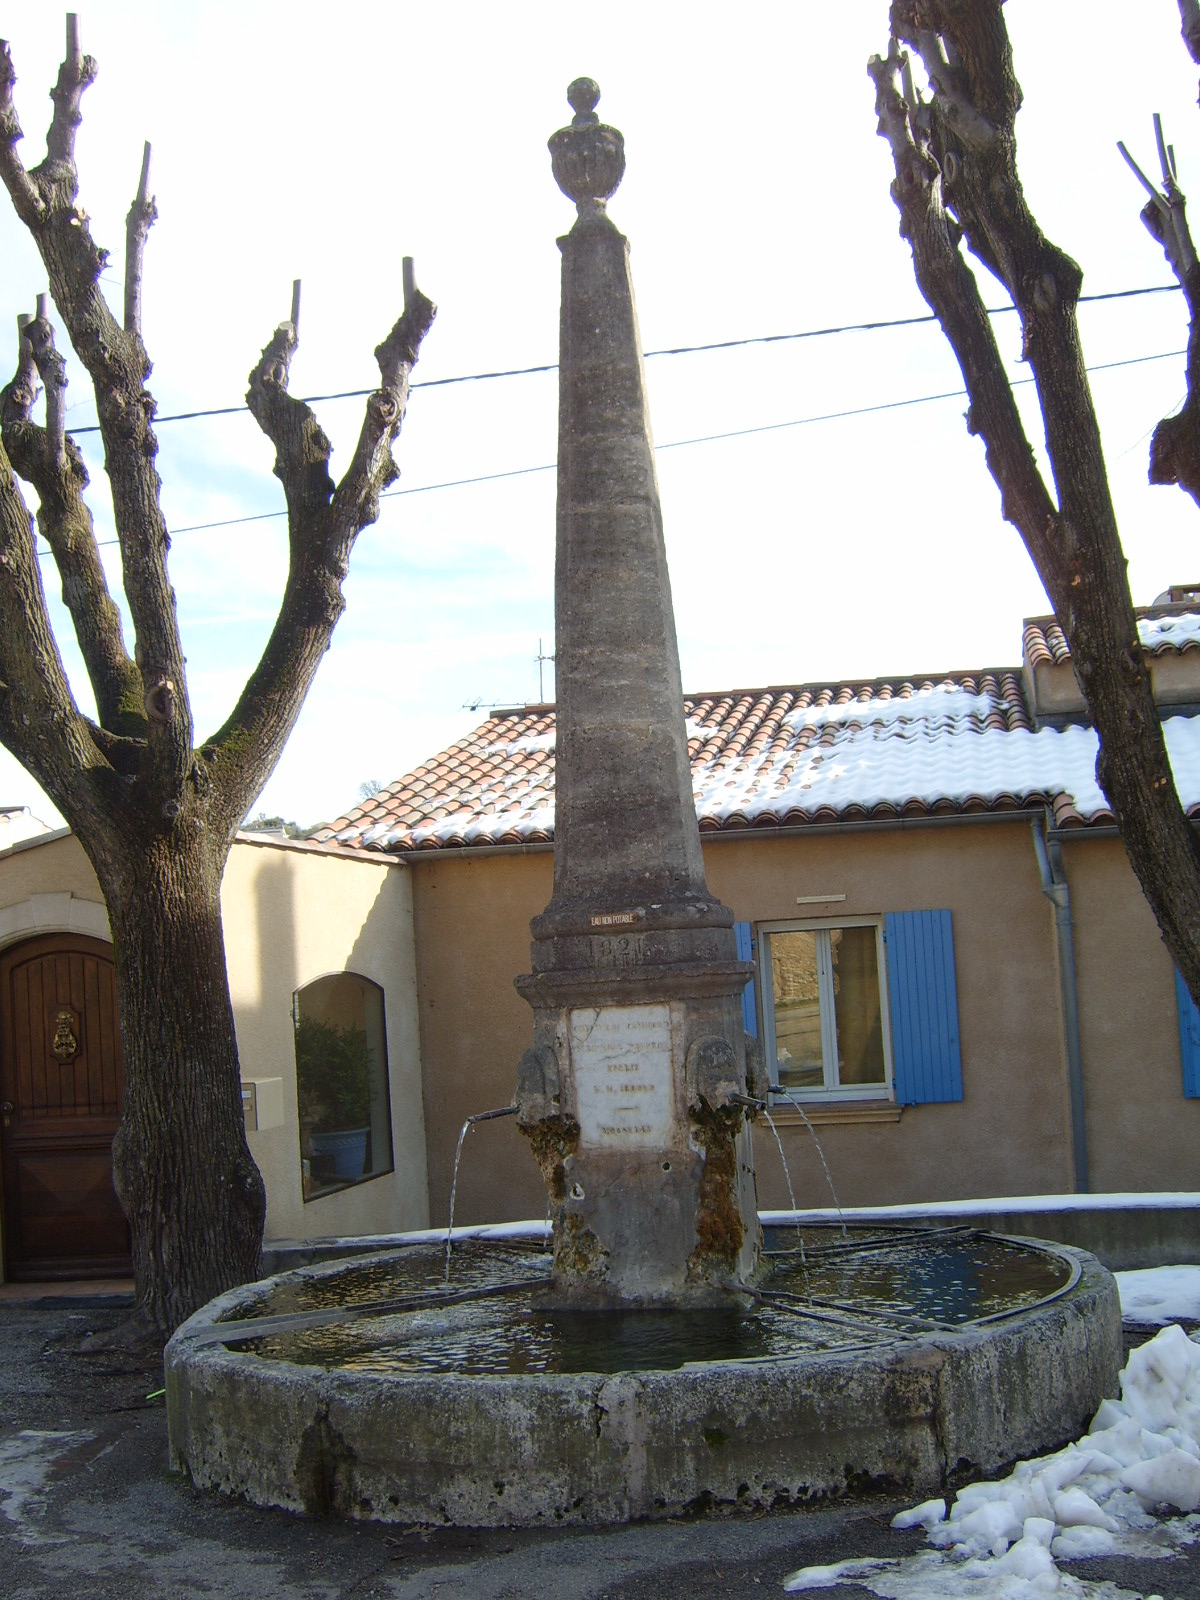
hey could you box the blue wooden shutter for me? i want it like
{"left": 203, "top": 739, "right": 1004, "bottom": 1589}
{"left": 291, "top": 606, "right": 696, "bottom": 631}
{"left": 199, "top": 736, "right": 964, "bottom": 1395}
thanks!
{"left": 734, "top": 921, "right": 757, "bottom": 1037}
{"left": 884, "top": 910, "right": 963, "bottom": 1104}
{"left": 1175, "top": 970, "right": 1200, "bottom": 1098}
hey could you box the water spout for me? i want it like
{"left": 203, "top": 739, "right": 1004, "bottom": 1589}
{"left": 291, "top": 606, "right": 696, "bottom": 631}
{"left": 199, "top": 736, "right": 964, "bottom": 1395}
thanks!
{"left": 467, "top": 1104, "right": 518, "bottom": 1123}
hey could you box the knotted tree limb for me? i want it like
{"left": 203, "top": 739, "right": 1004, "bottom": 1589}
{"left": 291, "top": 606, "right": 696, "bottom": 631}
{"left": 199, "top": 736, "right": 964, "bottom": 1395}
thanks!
{"left": 1120, "top": 30, "right": 1200, "bottom": 506}
{"left": 0, "top": 42, "right": 47, "bottom": 226}
{"left": 245, "top": 282, "right": 337, "bottom": 537}
{"left": 124, "top": 141, "right": 155, "bottom": 337}
{"left": 870, "top": 0, "right": 1200, "bottom": 1009}
{"left": 45, "top": 14, "right": 93, "bottom": 173}
{"left": 1182, "top": 0, "right": 1200, "bottom": 77}
{"left": 0, "top": 435, "right": 115, "bottom": 827}
{"left": 333, "top": 261, "right": 436, "bottom": 530}
{"left": 211, "top": 267, "right": 436, "bottom": 828}
{"left": 0, "top": 17, "right": 191, "bottom": 800}
{"left": 0, "top": 311, "right": 143, "bottom": 736}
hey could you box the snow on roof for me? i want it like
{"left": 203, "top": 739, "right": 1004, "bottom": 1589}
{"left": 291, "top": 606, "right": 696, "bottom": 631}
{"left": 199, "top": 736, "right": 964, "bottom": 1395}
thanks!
{"left": 1140, "top": 611, "right": 1200, "bottom": 652}
{"left": 314, "top": 661, "right": 1200, "bottom": 853}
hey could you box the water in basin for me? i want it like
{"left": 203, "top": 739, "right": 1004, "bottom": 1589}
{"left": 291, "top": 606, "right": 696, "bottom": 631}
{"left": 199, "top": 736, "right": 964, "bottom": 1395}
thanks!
{"left": 218, "top": 1226, "right": 1072, "bottom": 1377}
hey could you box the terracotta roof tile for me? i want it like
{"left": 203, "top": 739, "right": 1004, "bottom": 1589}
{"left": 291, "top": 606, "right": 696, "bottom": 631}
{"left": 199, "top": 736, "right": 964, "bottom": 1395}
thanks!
{"left": 313, "top": 656, "right": 1200, "bottom": 853}
{"left": 1025, "top": 607, "right": 1200, "bottom": 664}
{"left": 313, "top": 598, "right": 1200, "bottom": 853}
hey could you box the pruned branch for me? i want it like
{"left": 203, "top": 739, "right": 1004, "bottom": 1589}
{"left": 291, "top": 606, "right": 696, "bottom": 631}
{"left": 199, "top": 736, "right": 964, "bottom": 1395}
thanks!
{"left": 124, "top": 141, "right": 156, "bottom": 336}
{"left": 1119, "top": 122, "right": 1198, "bottom": 282}
{"left": 211, "top": 270, "right": 436, "bottom": 821}
{"left": 45, "top": 14, "right": 95, "bottom": 171}
{"left": 0, "top": 309, "right": 144, "bottom": 736}
{"left": 867, "top": 41, "right": 1054, "bottom": 547}
{"left": 245, "top": 282, "right": 337, "bottom": 536}
{"left": 82, "top": 716, "right": 145, "bottom": 777}
{"left": 1120, "top": 115, "right": 1200, "bottom": 506}
{"left": 872, "top": 0, "right": 1200, "bottom": 1010}
{"left": 0, "top": 40, "right": 47, "bottom": 227}
{"left": 332, "top": 259, "right": 436, "bottom": 531}
{"left": 2, "top": 314, "right": 36, "bottom": 429}
{"left": 0, "top": 434, "right": 101, "bottom": 812}
{"left": 27, "top": 293, "right": 66, "bottom": 465}
{"left": 0, "top": 19, "right": 192, "bottom": 796}
{"left": 1180, "top": 0, "right": 1200, "bottom": 72}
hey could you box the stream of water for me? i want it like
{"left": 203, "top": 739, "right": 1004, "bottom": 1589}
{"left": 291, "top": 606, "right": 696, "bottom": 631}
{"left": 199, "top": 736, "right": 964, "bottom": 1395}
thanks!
{"left": 445, "top": 1105, "right": 519, "bottom": 1281}
{"left": 760, "top": 1108, "right": 805, "bottom": 1259}
{"left": 444, "top": 1119, "right": 474, "bottom": 1281}
{"left": 772, "top": 1089, "right": 848, "bottom": 1236}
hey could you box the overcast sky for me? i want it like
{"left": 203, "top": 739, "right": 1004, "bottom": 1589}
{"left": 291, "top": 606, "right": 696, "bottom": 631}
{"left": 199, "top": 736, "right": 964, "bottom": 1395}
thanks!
{"left": 2, "top": 2, "right": 1199, "bottom": 828}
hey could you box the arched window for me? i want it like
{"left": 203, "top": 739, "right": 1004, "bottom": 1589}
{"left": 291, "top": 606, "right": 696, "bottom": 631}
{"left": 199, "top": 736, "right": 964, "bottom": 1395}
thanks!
{"left": 293, "top": 973, "right": 393, "bottom": 1201}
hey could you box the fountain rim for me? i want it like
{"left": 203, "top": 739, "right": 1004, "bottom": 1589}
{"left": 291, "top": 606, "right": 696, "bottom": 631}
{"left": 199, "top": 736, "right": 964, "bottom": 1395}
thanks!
{"left": 164, "top": 1238, "right": 1121, "bottom": 1527}
{"left": 182, "top": 1225, "right": 1085, "bottom": 1375}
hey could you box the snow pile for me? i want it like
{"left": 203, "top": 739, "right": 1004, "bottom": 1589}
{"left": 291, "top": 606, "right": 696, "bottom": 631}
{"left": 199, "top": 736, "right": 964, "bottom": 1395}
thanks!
{"left": 784, "top": 1323, "right": 1200, "bottom": 1596}
{"left": 1119, "top": 1265, "right": 1200, "bottom": 1327}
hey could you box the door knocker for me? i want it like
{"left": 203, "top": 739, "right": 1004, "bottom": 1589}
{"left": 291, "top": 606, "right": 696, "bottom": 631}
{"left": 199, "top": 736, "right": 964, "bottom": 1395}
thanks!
{"left": 52, "top": 1008, "right": 78, "bottom": 1063}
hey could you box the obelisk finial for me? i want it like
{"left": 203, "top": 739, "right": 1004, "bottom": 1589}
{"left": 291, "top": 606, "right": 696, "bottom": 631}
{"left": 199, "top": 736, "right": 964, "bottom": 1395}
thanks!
{"left": 549, "top": 78, "right": 626, "bottom": 213}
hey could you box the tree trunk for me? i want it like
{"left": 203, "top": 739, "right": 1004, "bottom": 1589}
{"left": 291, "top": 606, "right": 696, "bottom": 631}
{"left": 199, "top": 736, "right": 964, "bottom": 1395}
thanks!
{"left": 100, "top": 832, "right": 265, "bottom": 1336}
{"left": 0, "top": 21, "right": 433, "bottom": 1339}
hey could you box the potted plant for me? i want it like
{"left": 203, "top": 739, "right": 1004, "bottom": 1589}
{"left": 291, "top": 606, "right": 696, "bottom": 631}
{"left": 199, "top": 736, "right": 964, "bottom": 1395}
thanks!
{"left": 295, "top": 1015, "right": 373, "bottom": 1181}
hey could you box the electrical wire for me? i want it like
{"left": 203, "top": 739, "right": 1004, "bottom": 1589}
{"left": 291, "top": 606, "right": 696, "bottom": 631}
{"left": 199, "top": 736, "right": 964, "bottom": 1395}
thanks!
{"left": 58, "top": 282, "right": 1181, "bottom": 438}
{"left": 64, "top": 342, "right": 1178, "bottom": 548}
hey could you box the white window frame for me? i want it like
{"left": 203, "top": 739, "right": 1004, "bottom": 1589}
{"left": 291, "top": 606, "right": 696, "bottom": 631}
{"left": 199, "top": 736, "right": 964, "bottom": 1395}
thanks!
{"left": 757, "top": 916, "right": 895, "bottom": 1103}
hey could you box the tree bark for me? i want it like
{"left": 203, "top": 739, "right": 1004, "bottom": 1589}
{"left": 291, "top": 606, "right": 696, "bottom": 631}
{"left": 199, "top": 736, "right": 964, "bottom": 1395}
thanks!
{"left": 99, "top": 833, "right": 264, "bottom": 1334}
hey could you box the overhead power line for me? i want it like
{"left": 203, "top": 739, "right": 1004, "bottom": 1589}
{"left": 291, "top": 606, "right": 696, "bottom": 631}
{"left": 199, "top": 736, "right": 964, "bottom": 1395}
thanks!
{"left": 46, "top": 342, "right": 1187, "bottom": 553}
{"left": 59, "top": 282, "right": 1181, "bottom": 438}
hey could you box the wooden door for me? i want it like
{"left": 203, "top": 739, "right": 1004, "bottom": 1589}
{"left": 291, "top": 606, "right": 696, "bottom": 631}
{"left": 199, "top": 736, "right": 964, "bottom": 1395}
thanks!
{"left": 0, "top": 933, "right": 130, "bottom": 1279}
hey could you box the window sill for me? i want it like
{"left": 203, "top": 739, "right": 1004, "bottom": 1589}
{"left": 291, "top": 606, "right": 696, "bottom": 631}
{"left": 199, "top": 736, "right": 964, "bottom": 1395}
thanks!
{"left": 765, "top": 1101, "right": 902, "bottom": 1126}
{"left": 302, "top": 1166, "right": 394, "bottom": 1204}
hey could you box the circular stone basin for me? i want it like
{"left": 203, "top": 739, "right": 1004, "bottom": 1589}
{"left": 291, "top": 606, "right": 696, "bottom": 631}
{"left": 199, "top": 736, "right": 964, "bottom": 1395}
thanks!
{"left": 165, "top": 1225, "right": 1121, "bottom": 1526}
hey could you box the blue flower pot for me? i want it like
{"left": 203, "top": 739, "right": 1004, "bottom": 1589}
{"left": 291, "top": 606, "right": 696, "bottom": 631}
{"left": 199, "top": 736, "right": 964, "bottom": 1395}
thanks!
{"left": 310, "top": 1127, "right": 369, "bottom": 1180}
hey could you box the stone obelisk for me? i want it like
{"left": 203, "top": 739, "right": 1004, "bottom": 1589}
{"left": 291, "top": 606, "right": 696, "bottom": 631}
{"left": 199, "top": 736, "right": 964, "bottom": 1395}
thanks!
{"left": 515, "top": 81, "right": 763, "bottom": 1306}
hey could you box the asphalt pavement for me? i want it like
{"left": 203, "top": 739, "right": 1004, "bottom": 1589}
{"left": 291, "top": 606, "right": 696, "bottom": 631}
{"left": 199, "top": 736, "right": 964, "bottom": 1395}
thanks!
{"left": 3, "top": 1293, "right": 1200, "bottom": 1599}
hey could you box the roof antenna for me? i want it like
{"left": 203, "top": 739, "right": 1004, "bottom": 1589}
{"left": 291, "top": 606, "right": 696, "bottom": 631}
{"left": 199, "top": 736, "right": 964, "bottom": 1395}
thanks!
{"left": 536, "top": 637, "right": 556, "bottom": 702}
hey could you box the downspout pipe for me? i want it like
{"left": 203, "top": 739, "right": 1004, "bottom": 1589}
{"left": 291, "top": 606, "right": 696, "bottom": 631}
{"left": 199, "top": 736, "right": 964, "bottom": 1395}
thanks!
{"left": 1031, "top": 814, "right": 1089, "bottom": 1192}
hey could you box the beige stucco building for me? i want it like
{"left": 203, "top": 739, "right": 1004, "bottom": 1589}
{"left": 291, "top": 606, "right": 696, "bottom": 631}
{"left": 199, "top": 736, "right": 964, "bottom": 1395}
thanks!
{"left": 401, "top": 819, "right": 1198, "bottom": 1232}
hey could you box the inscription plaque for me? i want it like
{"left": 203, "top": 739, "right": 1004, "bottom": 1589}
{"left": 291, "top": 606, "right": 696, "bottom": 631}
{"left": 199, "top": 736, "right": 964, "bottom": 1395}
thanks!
{"left": 572, "top": 1004, "right": 673, "bottom": 1150}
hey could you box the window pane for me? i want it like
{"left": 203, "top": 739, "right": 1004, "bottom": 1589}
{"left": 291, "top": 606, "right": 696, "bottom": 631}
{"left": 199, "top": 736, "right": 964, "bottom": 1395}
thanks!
{"left": 830, "top": 926, "right": 885, "bottom": 1086}
{"left": 295, "top": 973, "right": 393, "bottom": 1201}
{"left": 769, "top": 930, "right": 824, "bottom": 1089}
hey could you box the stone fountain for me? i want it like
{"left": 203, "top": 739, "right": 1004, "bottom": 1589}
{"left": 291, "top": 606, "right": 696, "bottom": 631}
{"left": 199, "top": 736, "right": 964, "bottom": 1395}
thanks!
{"left": 163, "top": 84, "right": 1122, "bottom": 1527}
{"left": 513, "top": 77, "right": 761, "bottom": 1309}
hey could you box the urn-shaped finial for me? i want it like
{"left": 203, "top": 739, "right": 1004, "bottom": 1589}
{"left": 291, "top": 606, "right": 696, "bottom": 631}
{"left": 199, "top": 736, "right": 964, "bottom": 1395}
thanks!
{"left": 549, "top": 78, "right": 626, "bottom": 212}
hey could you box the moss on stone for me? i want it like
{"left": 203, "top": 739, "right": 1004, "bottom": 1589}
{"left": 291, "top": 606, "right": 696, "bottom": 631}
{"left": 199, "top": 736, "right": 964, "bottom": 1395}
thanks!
{"left": 520, "top": 1114, "right": 579, "bottom": 1202}
{"left": 687, "top": 1103, "right": 745, "bottom": 1281}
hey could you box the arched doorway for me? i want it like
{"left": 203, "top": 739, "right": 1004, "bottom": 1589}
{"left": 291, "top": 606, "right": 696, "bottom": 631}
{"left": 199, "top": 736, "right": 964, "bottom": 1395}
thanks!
{"left": 0, "top": 933, "right": 130, "bottom": 1279}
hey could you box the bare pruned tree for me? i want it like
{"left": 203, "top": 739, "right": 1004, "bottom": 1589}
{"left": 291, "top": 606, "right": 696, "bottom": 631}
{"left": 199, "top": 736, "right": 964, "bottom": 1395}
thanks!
{"left": 0, "top": 17, "right": 435, "bottom": 1337}
{"left": 868, "top": 0, "right": 1200, "bottom": 1009}
{"left": 1120, "top": 6, "right": 1200, "bottom": 509}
